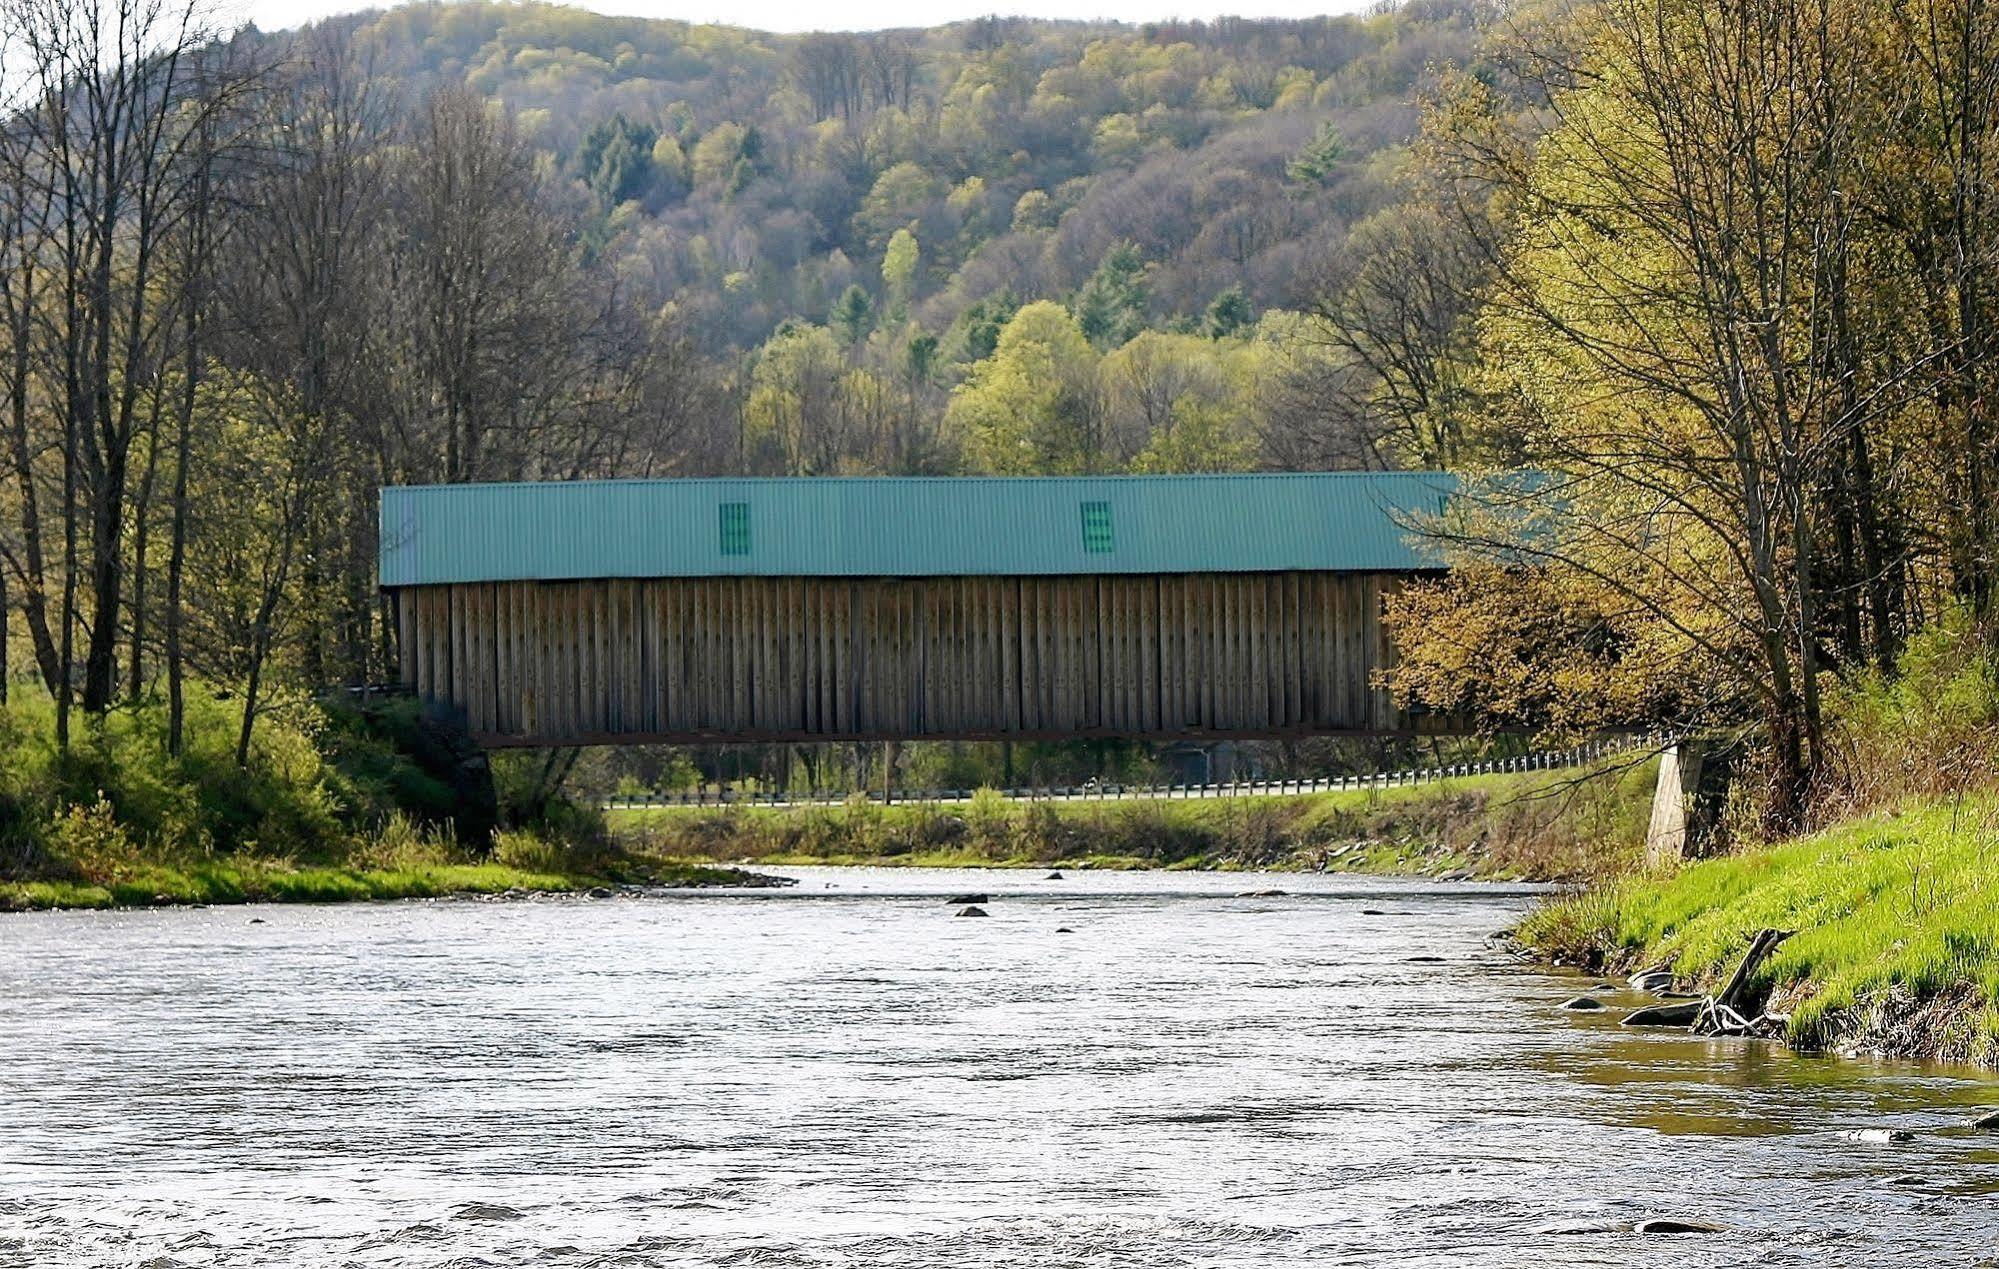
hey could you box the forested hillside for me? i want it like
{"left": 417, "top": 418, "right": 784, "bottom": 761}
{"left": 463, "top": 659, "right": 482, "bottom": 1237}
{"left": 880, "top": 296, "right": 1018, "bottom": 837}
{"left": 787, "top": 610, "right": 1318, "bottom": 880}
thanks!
{"left": 342, "top": 1, "right": 1480, "bottom": 354}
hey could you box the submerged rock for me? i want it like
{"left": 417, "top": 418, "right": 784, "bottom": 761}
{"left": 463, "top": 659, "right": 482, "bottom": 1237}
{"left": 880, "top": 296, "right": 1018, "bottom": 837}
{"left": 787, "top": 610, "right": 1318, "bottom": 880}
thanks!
{"left": 1971, "top": 1109, "right": 1999, "bottom": 1130}
{"left": 1360, "top": 909, "right": 1386, "bottom": 916}
{"left": 1045, "top": 871, "right": 1065, "bottom": 880}
{"left": 946, "top": 893, "right": 988, "bottom": 905}
{"left": 1621, "top": 1001, "right": 1702, "bottom": 1027}
{"left": 956, "top": 905, "right": 989, "bottom": 917}
{"left": 451, "top": 1201, "right": 525, "bottom": 1222}
{"left": 1055, "top": 926, "right": 1075, "bottom": 933}
{"left": 1561, "top": 996, "right": 1606, "bottom": 1011}
{"left": 1235, "top": 888, "right": 1288, "bottom": 898}
{"left": 1404, "top": 955, "right": 1445, "bottom": 963}
{"left": 1635, "top": 1218, "right": 1725, "bottom": 1235}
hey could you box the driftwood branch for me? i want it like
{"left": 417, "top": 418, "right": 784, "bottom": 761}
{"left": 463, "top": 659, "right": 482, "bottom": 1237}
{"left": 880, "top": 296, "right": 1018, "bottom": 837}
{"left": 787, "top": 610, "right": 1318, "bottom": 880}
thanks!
{"left": 1694, "top": 927, "right": 1794, "bottom": 1036}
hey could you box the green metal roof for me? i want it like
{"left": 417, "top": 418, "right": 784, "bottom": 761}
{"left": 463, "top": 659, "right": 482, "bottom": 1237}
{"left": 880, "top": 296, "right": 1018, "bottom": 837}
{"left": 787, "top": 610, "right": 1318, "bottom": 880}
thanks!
{"left": 378, "top": 473, "right": 1451, "bottom": 586}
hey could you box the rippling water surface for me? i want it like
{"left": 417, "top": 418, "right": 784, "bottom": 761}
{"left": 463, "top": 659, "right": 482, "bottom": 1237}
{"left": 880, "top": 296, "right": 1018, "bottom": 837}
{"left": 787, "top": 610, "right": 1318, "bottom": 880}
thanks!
{"left": 3, "top": 867, "right": 1998, "bottom": 1267}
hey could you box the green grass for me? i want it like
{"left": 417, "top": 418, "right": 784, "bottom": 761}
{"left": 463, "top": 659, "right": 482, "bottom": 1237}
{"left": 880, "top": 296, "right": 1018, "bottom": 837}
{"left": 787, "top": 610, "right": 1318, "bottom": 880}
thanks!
{"left": 1520, "top": 795, "right": 1999, "bottom": 1064}
{"left": 0, "top": 854, "right": 768, "bottom": 911}
{"left": 609, "top": 758, "right": 1658, "bottom": 881}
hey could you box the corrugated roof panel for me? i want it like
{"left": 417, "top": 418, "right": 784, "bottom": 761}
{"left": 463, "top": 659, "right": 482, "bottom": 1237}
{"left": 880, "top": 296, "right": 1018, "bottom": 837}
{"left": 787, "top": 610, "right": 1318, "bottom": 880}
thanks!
{"left": 378, "top": 473, "right": 1451, "bottom": 586}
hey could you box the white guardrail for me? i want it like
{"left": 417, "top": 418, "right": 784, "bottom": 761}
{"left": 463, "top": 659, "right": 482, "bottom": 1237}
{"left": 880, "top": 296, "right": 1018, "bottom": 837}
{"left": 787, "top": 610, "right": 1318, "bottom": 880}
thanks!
{"left": 600, "top": 737, "right": 1628, "bottom": 811}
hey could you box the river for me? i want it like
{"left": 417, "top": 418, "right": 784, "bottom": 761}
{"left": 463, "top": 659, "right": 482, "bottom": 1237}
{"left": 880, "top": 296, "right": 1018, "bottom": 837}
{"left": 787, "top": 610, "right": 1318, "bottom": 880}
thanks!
{"left": 2, "top": 867, "right": 1996, "bottom": 1267}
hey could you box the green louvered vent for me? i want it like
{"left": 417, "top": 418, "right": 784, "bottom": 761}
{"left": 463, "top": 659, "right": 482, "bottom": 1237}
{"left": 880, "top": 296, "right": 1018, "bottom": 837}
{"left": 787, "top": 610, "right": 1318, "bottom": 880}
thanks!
{"left": 1080, "top": 501, "right": 1114, "bottom": 554}
{"left": 719, "top": 501, "right": 752, "bottom": 556}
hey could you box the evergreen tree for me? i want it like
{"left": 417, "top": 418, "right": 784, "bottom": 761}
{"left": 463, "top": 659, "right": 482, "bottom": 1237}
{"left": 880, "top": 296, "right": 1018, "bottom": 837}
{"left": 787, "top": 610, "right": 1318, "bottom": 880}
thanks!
{"left": 1074, "top": 242, "right": 1149, "bottom": 348}
{"left": 1204, "top": 286, "right": 1254, "bottom": 338}
{"left": 830, "top": 284, "right": 875, "bottom": 343}
{"left": 1286, "top": 121, "right": 1346, "bottom": 186}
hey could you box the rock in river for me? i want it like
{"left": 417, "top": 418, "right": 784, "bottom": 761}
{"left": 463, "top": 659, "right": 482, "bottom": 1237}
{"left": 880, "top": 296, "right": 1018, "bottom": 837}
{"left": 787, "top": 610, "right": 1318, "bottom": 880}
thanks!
{"left": 1235, "top": 889, "right": 1288, "bottom": 898}
{"left": 956, "top": 905, "right": 989, "bottom": 917}
{"left": 1846, "top": 1128, "right": 1916, "bottom": 1144}
{"left": 1635, "top": 1218, "right": 1725, "bottom": 1235}
{"left": 1629, "top": 969, "right": 1676, "bottom": 993}
{"left": 1561, "top": 997, "right": 1606, "bottom": 1011}
{"left": 1045, "top": 871, "right": 1065, "bottom": 880}
{"left": 946, "top": 893, "right": 988, "bottom": 905}
{"left": 1971, "top": 1109, "right": 1999, "bottom": 1131}
{"left": 1620, "top": 1001, "right": 1702, "bottom": 1027}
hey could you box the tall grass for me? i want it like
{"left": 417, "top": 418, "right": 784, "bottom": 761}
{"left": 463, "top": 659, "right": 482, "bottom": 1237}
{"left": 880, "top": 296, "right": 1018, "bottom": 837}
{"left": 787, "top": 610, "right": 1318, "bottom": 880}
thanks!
{"left": 610, "top": 758, "right": 1657, "bottom": 879}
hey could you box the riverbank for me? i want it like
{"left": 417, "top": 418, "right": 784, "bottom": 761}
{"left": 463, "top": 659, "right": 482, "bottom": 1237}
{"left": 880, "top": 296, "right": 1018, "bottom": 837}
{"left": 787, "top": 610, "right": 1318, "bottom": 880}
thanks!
{"left": 609, "top": 757, "right": 1658, "bottom": 881}
{"left": 1520, "top": 794, "right": 1999, "bottom": 1068}
{"left": 0, "top": 837, "right": 778, "bottom": 912}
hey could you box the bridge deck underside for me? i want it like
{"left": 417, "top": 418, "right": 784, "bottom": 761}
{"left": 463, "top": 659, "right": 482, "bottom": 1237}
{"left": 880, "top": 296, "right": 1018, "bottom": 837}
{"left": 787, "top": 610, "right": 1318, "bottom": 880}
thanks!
{"left": 393, "top": 572, "right": 1411, "bottom": 746}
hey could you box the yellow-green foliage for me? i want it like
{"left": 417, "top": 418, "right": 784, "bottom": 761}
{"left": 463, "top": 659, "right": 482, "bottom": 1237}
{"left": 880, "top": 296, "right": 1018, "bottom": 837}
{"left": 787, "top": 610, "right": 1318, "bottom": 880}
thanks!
{"left": 0, "top": 690, "right": 348, "bottom": 879}
{"left": 1522, "top": 797, "right": 1999, "bottom": 1062}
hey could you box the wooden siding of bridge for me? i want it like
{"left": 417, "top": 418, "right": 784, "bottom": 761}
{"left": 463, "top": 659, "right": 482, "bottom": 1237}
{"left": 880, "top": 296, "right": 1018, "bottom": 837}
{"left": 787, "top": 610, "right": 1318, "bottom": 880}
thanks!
{"left": 391, "top": 572, "right": 1407, "bottom": 746}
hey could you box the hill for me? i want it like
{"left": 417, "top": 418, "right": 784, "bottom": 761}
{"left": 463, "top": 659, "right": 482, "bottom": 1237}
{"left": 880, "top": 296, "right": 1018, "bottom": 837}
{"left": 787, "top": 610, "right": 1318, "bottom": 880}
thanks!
{"left": 306, "top": 1, "right": 1489, "bottom": 356}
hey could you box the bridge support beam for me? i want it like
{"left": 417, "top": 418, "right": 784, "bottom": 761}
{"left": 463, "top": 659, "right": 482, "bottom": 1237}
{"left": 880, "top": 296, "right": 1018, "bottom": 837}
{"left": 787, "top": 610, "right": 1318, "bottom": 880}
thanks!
{"left": 1645, "top": 741, "right": 1705, "bottom": 865}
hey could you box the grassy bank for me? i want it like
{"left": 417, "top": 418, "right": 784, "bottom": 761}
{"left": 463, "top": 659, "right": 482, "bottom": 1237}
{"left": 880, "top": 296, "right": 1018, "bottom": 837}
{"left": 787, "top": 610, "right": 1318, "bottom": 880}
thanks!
{"left": 0, "top": 850, "right": 767, "bottom": 912}
{"left": 609, "top": 757, "right": 1658, "bottom": 881}
{"left": 1519, "top": 618, "right": 1999, "bottom": 1067}
{"left": 0, "top": 809, "right": 775, "bottom": 912}
{"left": 1522, "top": 795, "right": 1999, "bottom": 1066}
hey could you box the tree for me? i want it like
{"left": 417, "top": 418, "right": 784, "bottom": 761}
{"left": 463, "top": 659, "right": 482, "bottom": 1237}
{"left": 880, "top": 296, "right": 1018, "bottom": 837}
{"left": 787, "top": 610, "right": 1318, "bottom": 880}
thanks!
{"left": 743, "top": 323, "right": 848, "bottom": 474}
{"left": 1402, "top": 0, "right": 1927, "bottom": 830}
{"left": 855, "top": 161, "right": 941, "bottom": 250}
{"left": 1303, "top": 197, "right": 1492, "bottom": 469}
{"left": 1204, "top": 286, "right": 1254, "bottom": 338}
{"left": 946, "top": 301, "right": 1103, "bottom": 472}
{"left": 1074, "top": 242, "right": 1150, "bottom": 348}
{"left": 830, "top": 284, "right": 874, "bottom": 343}
{"left": 578, "top": 114, "right": 657, "bottom": 206}
{"left": 881, "top": 227, "right": 920, "bottom": 314}
{"left": 1285, "top": 120, "right": 1345, "bottom": 186}
{"left": 0, "top": 0, "right": 255, "bottom": 737}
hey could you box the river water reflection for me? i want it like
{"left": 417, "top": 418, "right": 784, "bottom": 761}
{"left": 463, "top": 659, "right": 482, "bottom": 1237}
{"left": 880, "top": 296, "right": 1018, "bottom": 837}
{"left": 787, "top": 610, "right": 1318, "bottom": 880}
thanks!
{"left": 2, "top": 866, "right": 1997, "bottom": 1267}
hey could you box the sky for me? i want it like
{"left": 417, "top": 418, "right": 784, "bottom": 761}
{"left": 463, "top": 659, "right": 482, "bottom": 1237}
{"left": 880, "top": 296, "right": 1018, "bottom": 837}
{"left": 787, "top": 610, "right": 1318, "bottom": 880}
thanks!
{"left": 235, "top": 0, "right": 1376, "bottom": 35}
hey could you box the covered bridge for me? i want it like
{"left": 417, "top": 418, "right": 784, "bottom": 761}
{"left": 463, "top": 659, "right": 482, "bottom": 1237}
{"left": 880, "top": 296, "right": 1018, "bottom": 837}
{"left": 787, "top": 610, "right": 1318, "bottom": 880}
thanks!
{"left": 378, "top": 473, "right": 1450, "bottom": 747}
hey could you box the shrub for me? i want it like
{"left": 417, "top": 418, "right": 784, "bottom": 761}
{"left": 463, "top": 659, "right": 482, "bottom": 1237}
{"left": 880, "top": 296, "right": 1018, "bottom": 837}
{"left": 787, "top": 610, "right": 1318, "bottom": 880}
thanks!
{"left": 492, "top": 829, "right": 570, "bottom": 873}
{"left": 1821, "top": 609, "right": 1999, "bottom": 822}
{"left": 965, "top": 786, "right": 1013, "bottom": 851}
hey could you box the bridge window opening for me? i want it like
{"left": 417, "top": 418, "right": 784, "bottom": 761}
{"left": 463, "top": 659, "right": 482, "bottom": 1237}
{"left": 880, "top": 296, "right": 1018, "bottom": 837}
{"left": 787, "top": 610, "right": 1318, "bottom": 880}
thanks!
{"left": 719, "top": 502, "right": 752, "bottom": 555}
{"left": 1080, "top": 501, "right": 1114, "bottom": 553}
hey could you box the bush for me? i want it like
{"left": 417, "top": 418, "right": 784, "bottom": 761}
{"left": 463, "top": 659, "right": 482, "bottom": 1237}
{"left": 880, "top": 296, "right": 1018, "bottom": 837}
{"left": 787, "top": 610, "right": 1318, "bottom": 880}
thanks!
{"left": 1822, "top": 609, "right": 1999, "bottom": 822}
{"left": 965, "top": 786, "right": 1013, "bottom": 851}
{"left": 0, "top": 683, "right": 542, "bottom": 886}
